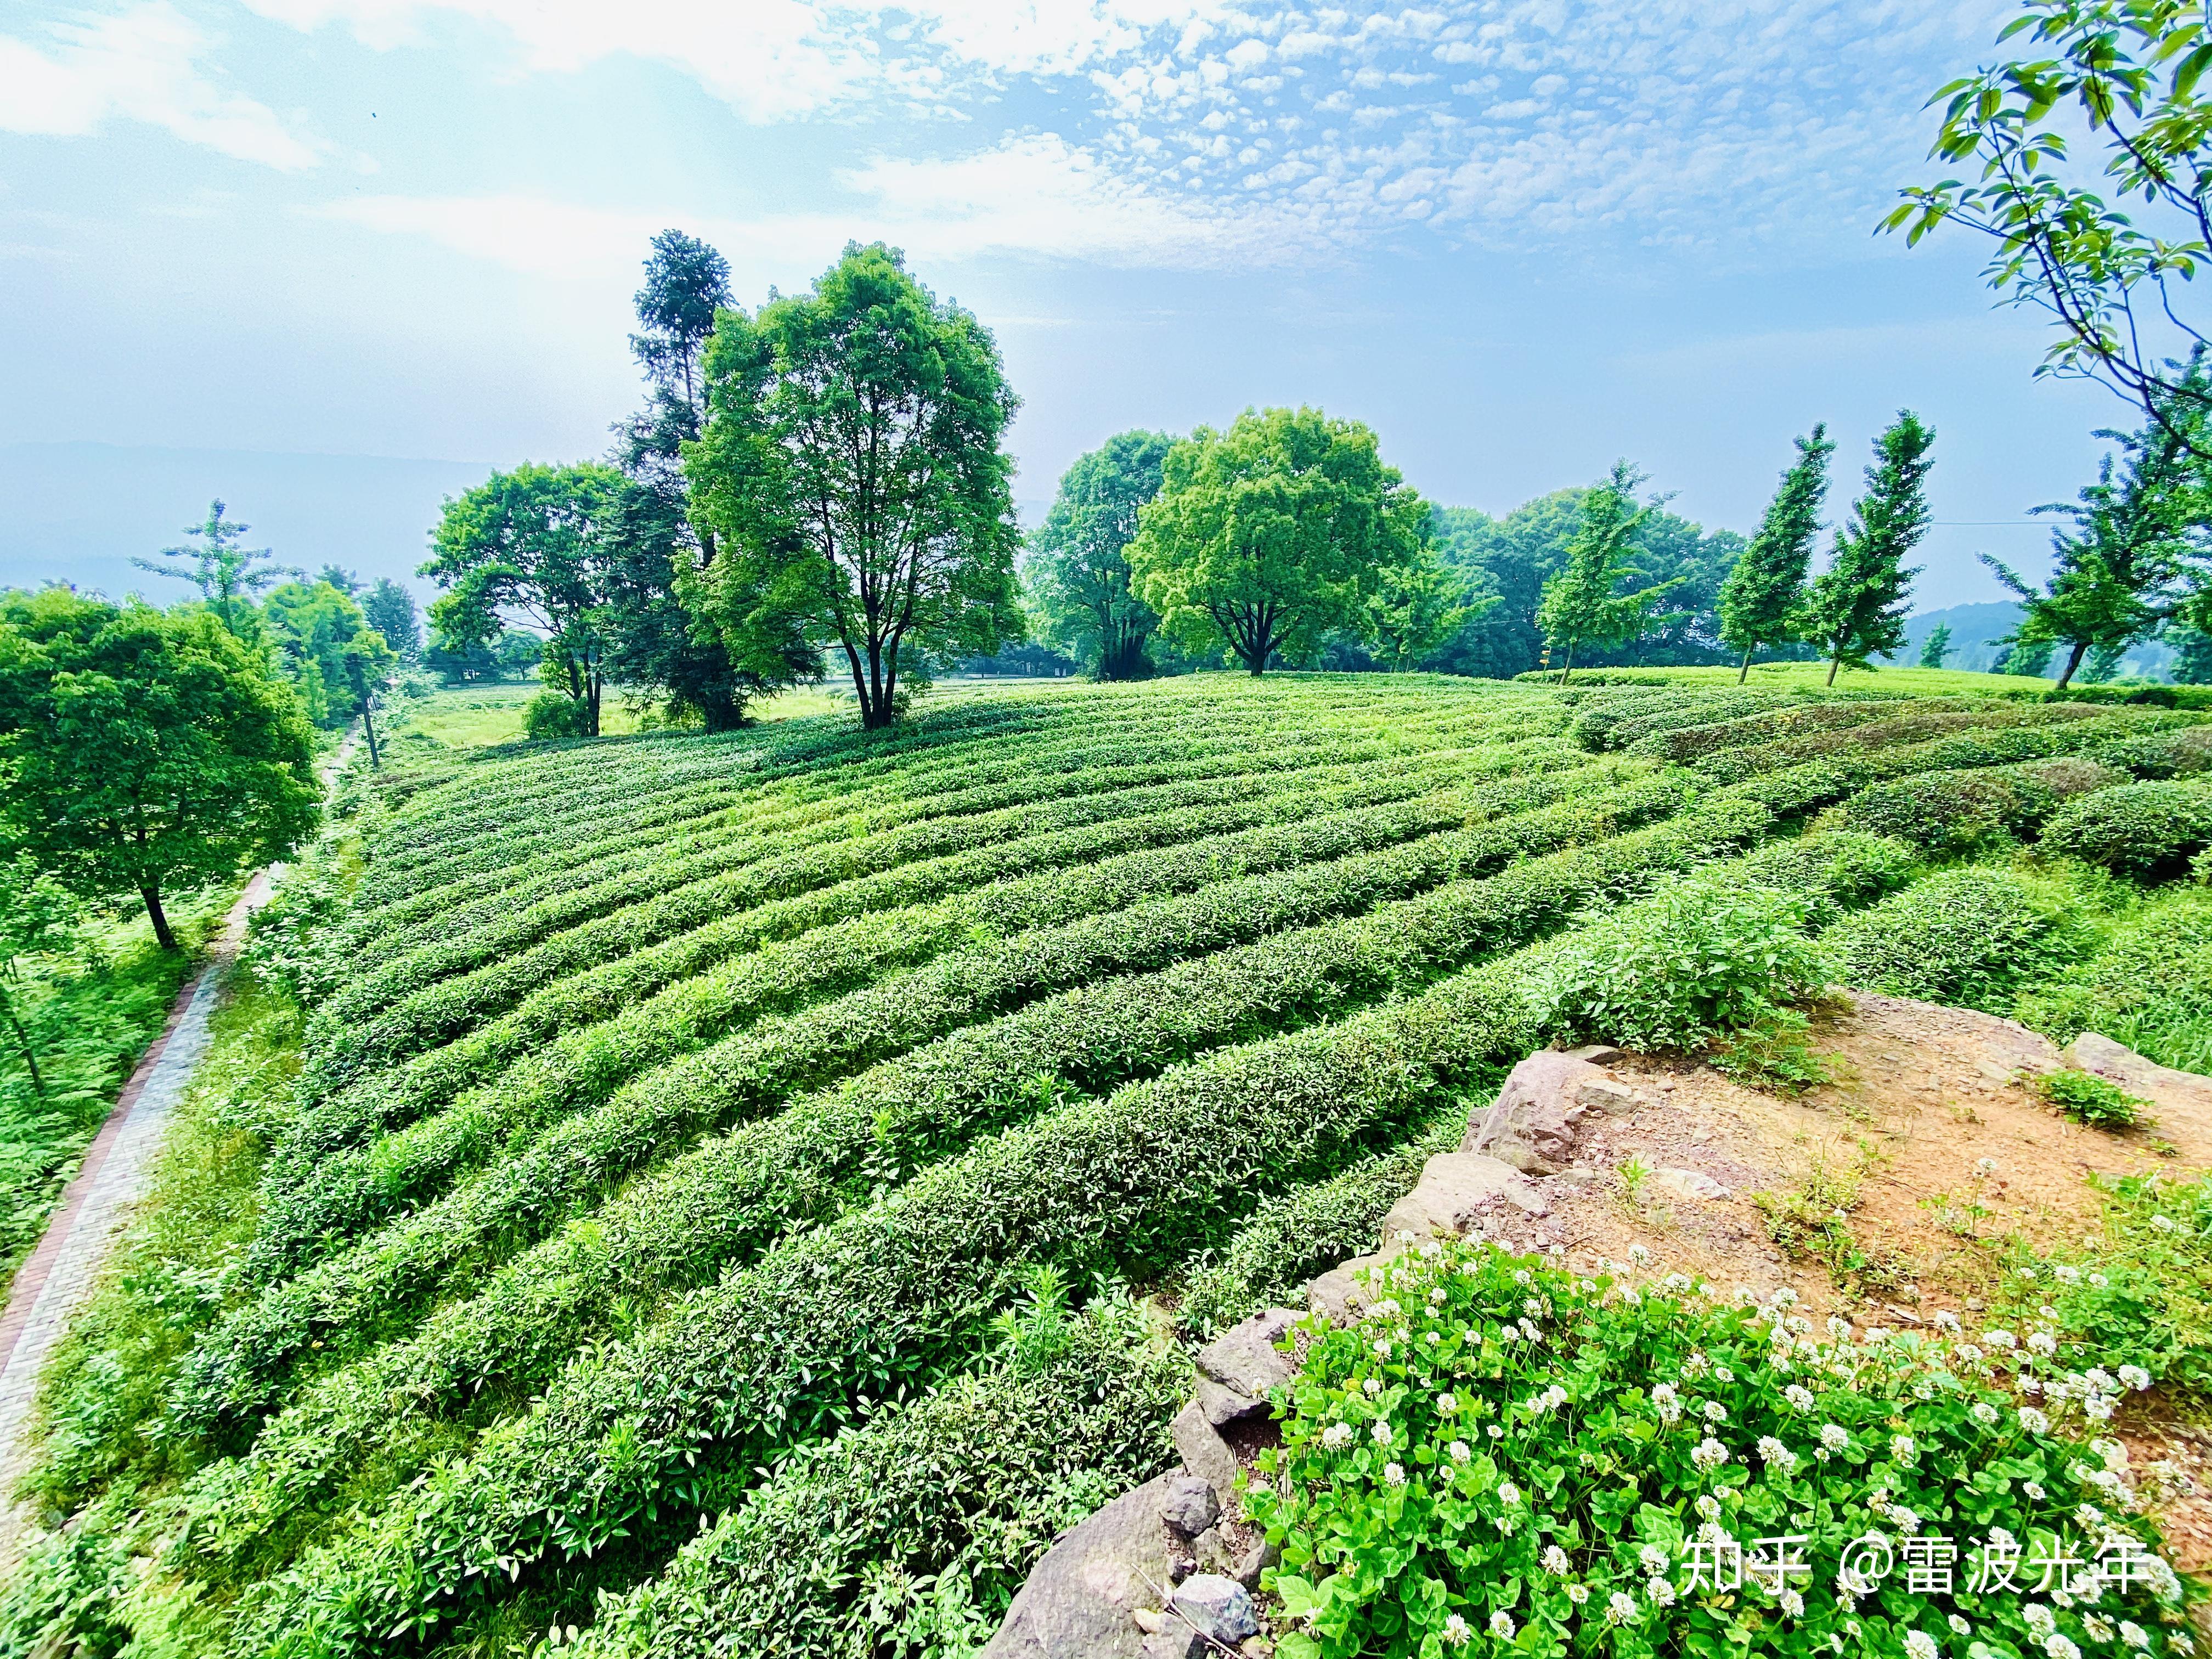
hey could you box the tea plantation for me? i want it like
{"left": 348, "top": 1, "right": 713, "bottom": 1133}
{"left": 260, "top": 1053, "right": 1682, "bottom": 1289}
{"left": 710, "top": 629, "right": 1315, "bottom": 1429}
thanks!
{"left": 10, "top": 673, "right": 2210, "bottom": 1659}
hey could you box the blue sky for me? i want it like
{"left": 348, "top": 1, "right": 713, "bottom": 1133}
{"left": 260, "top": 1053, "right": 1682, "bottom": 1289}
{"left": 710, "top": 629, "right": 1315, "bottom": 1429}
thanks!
{"left": 0, "top": 0, "right": 2137, "bottom": 610}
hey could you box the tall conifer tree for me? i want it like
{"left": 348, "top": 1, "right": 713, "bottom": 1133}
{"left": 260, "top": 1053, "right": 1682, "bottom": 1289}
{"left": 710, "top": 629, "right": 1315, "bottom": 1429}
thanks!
{"left": 1717, "top": 424, "right": 1832, "bottom": 681}
{"left": 1801, "top": 412, "right": 1934, "bottom": 685}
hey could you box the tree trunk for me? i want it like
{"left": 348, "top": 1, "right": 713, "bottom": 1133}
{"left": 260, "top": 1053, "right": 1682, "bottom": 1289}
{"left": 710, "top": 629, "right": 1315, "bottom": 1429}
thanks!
{"left": 142, "top": 885, "right": 178, "bottom": 952}
{"left": 1825, "top": 652, "right": 1841, "bottom": 687}
{"left": 1737, "top": 645, "right": 1754, "bottom": 685}
{"left": 1556, "top": 639, "right": 1576, "bottom": 685}
{"left": 361, "top": 707, "right": 381, "bottom": 770}
{"left": 2053, "top": 639, "right": 2089, "bottom": 692}
{"left": 0, "top": 981, "right": 44, "bottom": 1098}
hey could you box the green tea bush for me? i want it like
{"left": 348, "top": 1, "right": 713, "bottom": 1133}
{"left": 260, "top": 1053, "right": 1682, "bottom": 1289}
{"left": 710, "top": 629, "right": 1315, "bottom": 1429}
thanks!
{"left": 2013, "top": 887, "right": 2212, "bottom": 1076}
{"left": 1836, "top": 766, "right": 2061, "bottom": 855}
{"left": 562, "top": 1299, "right": 1187, "bottom": 1659}
{"left": 1733, "top": 831, "right": 1918, "bottom": 928}
{"left": 1830, "top": 867, "right": 2092, "bottom": 1013}
{"left": 1530, "top": 872, "right": 1831, "bottom": 1052}
{"left": 2030, "top": 1068, "right": 2149, "bottom": 1130}
{"left": 2038, "top": 781, "right": 2212, "bottom": 881}
{"left": 1248, "top": 1237, "right": 2190, "bottom": 1659}
{"left": 2091, "top": 725, "right": 2212, "bottom": 780}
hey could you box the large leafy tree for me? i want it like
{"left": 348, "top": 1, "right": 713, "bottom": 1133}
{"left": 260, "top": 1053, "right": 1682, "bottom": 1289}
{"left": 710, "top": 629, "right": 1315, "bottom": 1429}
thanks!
{"left": 1717, "top": 425, "right": 1833, "bottom": 680}
{"left": 0, "top": 588, "right": 318, "bottom": 950}
{"left": 261, "top": 577, "right": 366, "bottom": 727}
{"left": 1801, "top": 413, "right": 1936, "bottom": 685}
{"left": 132, "top": 500, "right": 292, "bottom": 634}
{"left": 423, "top": 464, "right": 623, "bottom": 736}
{"left": 1126, "top": 406, "right": 1428, "bottom": 675}
{"left": 361, "top": 578, "right": 420, "bottom": 661}
{"left": 1534, "top": 462, "right": 1679, "bottom": 682}
{"left": 685, "top": 242, "right": 1022, "bottom": 729}
{"left": 1984, "top": 377, "right": 2212, "bottom": 687}
{"left": 1888, "top": 0, "right": 2212, "bottom": 454}
{"left": 1025, "top": 430, "right": 1176, "bottom": 680}
{"left": 605, "top": 230, "right": 810, "bottom": 729}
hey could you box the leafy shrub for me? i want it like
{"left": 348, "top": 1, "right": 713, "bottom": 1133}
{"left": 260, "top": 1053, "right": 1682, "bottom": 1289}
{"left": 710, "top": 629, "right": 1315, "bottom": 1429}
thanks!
{"left": 2015, "top": 885, "right": 2212, "bottom": 1075}
{"left": 1247, "top": 1237, "right": 2188, "bottom": 1659}
{"left": 1830, "top": 866, "right": 2091, "bottom": 1013}
{"left": 2039, "top": 781, "right": 2212, "bottom": 881}
{"left": 1733, "top": 830, "right": 1917, "bottom": 928}
{"left": 2092, "top": 724, "right": 2212, "bottom": 780}
{"left": 521, "top": 692, "right": 588, "bottom": 741}
{"left": 1835, "top": 766, "right": 2064, "bottom": 855}
{"left": 2030, "top": 1068, "right": 2149, "bottom": 1130}
{"left": 1530, "top": 871, "right": 1831, "bottom": 1051}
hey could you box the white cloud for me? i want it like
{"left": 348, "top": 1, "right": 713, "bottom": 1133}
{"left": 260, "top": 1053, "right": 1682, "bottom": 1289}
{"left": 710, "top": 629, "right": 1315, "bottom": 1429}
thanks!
{"left": 0, "top": 2, "right": 318, "bottom": 168}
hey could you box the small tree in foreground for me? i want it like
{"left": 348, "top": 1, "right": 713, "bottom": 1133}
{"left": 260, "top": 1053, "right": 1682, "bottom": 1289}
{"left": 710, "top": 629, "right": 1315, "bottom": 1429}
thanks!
{"left": 1801, "top": 411, "right": 1934, "bottom": 685}
{"left": 0, "top": 589, "right": 319, "bottom": 950}
{"left": 1534, "top": 462, "right": 1677, "bottom": 682}
{"left": 1127, "top": 407, "right": 1429, "bottom": 674}
{"left": 1717, "top": 424, "right": 1832, "bottom": 680}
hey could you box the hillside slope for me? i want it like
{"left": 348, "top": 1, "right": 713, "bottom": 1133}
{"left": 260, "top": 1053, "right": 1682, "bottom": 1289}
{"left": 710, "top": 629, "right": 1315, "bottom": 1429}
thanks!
{"left": 9, "top": 673, "right": 2208, "bottom": 1659}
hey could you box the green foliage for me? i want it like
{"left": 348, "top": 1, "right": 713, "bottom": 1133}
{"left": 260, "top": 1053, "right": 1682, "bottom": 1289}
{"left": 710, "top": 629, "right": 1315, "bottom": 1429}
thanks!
{"left": 360, "top": 579, "right": 419, "bottom": 662}
{"left": 1830, "top": 865, "right": 2094, "bottom": 1011}
{"left": 1731, "top": 830, "right": 1920, "bottom": 928}
{"left": 2014, "top": 884, "right": 2212, "bottom": 1073}
{"left": 1127, "top": 406, "right": 1429, "bottom": 674}
{"left": 1917, "top": 622, "right": 1953, "bottom": 669}
{"left": 261, "top": 578, "right": 369, "bottom": 729}
{"left": 0, "top": 586, "right": 319, "bottom": 950}
{"left": 2038, "top": 778, "right": 2212, "bottom": 878}
{"left": 1800, "top": 412, "right": 1934, "bottom": 685}
{"left": 1535, "top": 462, "right": 1678, "bottom": 680}
{"left": 423, "top": 462, "right": 627, "bottom": 738}
{"left": 1024, "top": 430, "right": 1175, "bottom": 679}
{"left": 1718, "top": 425, "right": 1832, "bottom": 676}
{"left": 1248, "top": 1237, "right": 2185, "bottom": 1659}
{"left": 522, "top": 689, "right": 590, "bottom": 742}
{"left": 685, "top": 241, "right": 1020, "bottom": 729}
{"left": 131, "top": 500, "right": 292, "bottom": 635}
{"left": 2031, "top": 1066, "right": 2149, "bottom": 1128}
{"left": 1836, "top": 764, "right": 2074, "bottom": 855}
{"left": 1530, "top": 871, "right": 1831, "bottom": 1052}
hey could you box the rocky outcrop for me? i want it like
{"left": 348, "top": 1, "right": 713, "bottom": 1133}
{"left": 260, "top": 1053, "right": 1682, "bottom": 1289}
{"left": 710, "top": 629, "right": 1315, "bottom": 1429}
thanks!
{"left": 2066, "top": 1031, "right": 2212, "bottom": 1124}
{"left": 981, "top": 1473, "right": 1178, "bottom": 1659}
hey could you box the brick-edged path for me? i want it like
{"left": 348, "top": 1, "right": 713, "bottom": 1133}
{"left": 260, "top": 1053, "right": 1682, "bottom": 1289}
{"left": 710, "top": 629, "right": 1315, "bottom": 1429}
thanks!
{"left": 0, "top": 871, "right": 274, "bottom": 1567}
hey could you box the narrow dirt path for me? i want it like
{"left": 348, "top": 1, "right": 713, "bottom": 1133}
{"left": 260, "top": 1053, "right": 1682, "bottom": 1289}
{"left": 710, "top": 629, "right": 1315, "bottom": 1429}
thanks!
{"left": 0, "top": 873, "right": 276, "bottom": 1564}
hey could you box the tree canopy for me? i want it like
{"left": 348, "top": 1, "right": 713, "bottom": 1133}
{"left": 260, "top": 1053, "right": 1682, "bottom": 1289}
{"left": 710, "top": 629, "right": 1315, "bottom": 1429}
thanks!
{"left": 1717, "top": 425, "right": 1833, "bottom": 680}
{"left": 685, "top": 242, "right": 1021, "bottom": 728}
{"left": 361, "top": 578, "right": 420, "bottom": 662}
{"left": 1533, "top": 462, "right": 1679, "bottom": 681}
{"left": 1024, "top": 430, "right": 1176, "bottom": 680}
{"left": 422, "top": 463, "right": 624, "bottom": 736}
{"left": 1125, "top": 406, "right": 1427, "bottom": 675}
{"left": 132, "top": 500, "right": 292, "bottom": 634}
{"left": 1802, "top": 411, "right": 1936, "bottom": 684}
{"left": 262, "top": 578, "right": 366, "bottom": 728}
{"left": 0, "top": 588, "right": 318, "bottom": 950}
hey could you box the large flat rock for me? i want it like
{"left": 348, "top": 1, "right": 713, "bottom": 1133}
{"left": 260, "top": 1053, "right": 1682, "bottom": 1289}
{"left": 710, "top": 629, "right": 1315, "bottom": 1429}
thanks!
{"left": 983, "top": 1472, "right": 1176, "bottom": 1659}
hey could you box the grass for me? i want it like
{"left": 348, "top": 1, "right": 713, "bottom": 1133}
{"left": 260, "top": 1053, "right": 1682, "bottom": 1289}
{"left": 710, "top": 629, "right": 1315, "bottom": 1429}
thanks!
{"left": 0, "top": 890, "right": 234, "bottom": 1303}
{"left": 2, "top": 672, "right": 2202, "bottom": 1658}
{"left": 378, "top": 678, "right": 915, "bottom": 759}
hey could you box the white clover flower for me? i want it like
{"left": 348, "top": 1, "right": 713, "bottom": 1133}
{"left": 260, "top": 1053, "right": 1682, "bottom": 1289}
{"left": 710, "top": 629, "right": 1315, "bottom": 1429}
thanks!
{"left": 1606, "top": 1590, "right": 1637, "bottom": 1625}
{"left": 1933, "top": 1310, "right": 1961, "bottom": 1333}
{"left": 1779, "top": 1588, "right": 1804, "bottom": 1618}
{"left": 1956, "top": 1344, "right": 1984, "bottom": 1366}
{"left": 1566, "top": 1583, "right": 1590, "bottom": 1606}
{"left": 2023, "top": 1602, "right": 2055, "bottom": 1634}
{"left": 1488, "top": 1611, "right": 1515, "bottom": 1639}
{"left": 2020, "top": 1407, "right": 2052, "bottom": 1434}
{"left": 1372, "top": 1420, "right": 1394, "bottom": 1446}
{"left": 1984, "top": 1329, "right": 2017, "bottom": 1351}
{"left": 1363, "top": 1378, "right": 1383, "bottom": 1397}
{"left": 1420, "top": 1240, "right": 1443, "bottom": 1261}
{"left": 1904, "top": 1632, "right": 1938, "bottom": 1659}
{"left": 1892, "top": 1506, "right": 1921, "bottom": 1536}
{"left": 1541, "top": 1545, "right": 1571, "bottom": 1574}
{"left": 1646, "top": 1575, "right": 1676, "bottom": 1607}
{"left": 1757, "top": 1436, "right": 1797, "bottom": 1475}
{"left": 1370, "top": 1299, "right": 1403, "bottom": 1321}
{"left": 1322, "top": 1421, "right": 1353, "bottom": 1451}
{"left": 1891, "top": 1433, "right": 1917, "bottom": 1463}
{"left": 2046, "top": 1637, "right": 2082, "bottom": 1659}
{"left": 1425, "top": 1330, "right": 1442, "bottom": 1346}
{"left": 1437, "top": 1391, "right": 1457, "bottom": 1415}
{"left": 1637, "top": 1544, "right": 1668, "bottom": 1575}
{"left": 1441, "top": 1613, "right": 1470, "bottom": 1647}
{"left": 1513, "top": 1269, "right": 1531, "bottom": 1285}
{"left": 1819, "top": 1424, "right": 1849, "bottom": 1453}
{"left": 2085, "top": 1616, "right": 2117, "bottom": 1644}
{"left": 1784, "top": 1385, "right": 1815, "bottom": 1412}
{"left": 2024, "top": 1481, "right": 2047, "bottom": 1500}
{"left": 2086, "top": 1393, "right": 2116, "bottom": 1421}
{"left": 1497, "top": 1481, "right": 1521, "bottom": 1507}
{"left": 1714, "top": 1365, "right": 1735, "bottom": 1384}
{"left": 2090, "top": 1273, "right": 2109, "bottom": 1289}
{"left": 1449, "top": 1440, "right": 1471, "bottom": 1463}
{"left": 1651, "top": 1383, "right": 1683, "bottom": 1425}
{"left": 1691, "top": 1437, "right": 1730, "bottom": 1472}
{"left": 1430, "top": 1287, "right": 1448, "bottom": 1305}
{"left": 1487, "top": 1424, "right": 1503, "bottom": 1440}
{"left": 1627, "top": 1243, "right": 1652, "bottom": 1266}
{"left": 1702, "top": 1400, "right": 1728, "bottom": 1424}
{"left": 1384, "top": 1462, "right": 1407, "bottom": 1486}
{"left": 2056, "top": 1265, "right": 2082, "bottom": 1284}
{"left": 1827, "top": 1316, "right": 1852, "bottom": 1339}
{"left": 2029, "top": 1330, "right": 2059, "bottom": 1357}
{"left": 1374, "top": 1339, "right": 1393, "bottom": 1359}
{"left": 2121, "top": 1621, "right": 2150, "bottom": 1648}
{"left": 2120, "top": 1364, "right": 2152, "bottom": 1391}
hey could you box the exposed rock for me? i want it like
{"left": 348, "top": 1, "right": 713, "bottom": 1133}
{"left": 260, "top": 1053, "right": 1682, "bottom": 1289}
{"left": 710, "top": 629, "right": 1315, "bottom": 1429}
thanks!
{"left": 1133, "top": 1608, "right": 1164, "bottom": 1634}
{"left": 1564, "top": 1043, "right": 1624, "bottom": 1064}
{"left": 982, "top": 1473, "right": 1176, "bottom": 1659}
{"left": 1141, "top": 1632, "right": 1206, "bottom": 1659}
{"left": 1652, "top": 1166, "right": 1729, "bottom": 1201}
{"left": 1306, "top": 1251, "right": 1387, "bottom": 1323}
{"left": 1161, "top": 1473, "right": 1221, "bottom": 1537}
{"left": 1234, "top": 1536, "right": 1280, "bottom": 1589}
{"left": 2065, "top": 1032, "right": 2212, "bottom": 1119}
{"left": 1462, "top": 1050, "right": 1640, "bottom": 1173}
{"left": 1171, "top": 1575, "right": 1261, "bottom": 1644}
{"left": 1192, "top": 1308, "right": 1298, "bottom": 1424}
{"left": 1376, "top": 1149, "right": 1543, "bottom": 1249}
{"left": 1172, "top": 1400, "right": 1242, "bottom": 1496}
